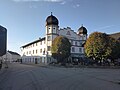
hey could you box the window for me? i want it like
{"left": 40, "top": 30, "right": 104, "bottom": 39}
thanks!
{"left": 80, "top": 42, "right": 82, "bottom": 46}
{"left": 40, "top": 57, "right": 42, "bottom": 63}
{"left": 53, "top": 27, "right": 56, "bottom": 33}
{"left": 72, "top": 47, "right": 75, "bottom": 52}
{"left": 43, "top": 51, "right": 45, "bottom": 55}
{"left": 43, "top": 48, "right": 46, "bottom": 55}
{"left": 40, "top": 49, "right": 42, "bottom": 53}
{"left": 71, "top": 40, "right": 73, "bottom": 45}
{"left": 36, "top": 50, "right": 37, "bottom": 54}
{"left": 27, "top": 51, "right": 28, "bottom": 55}
{"left": 48, "top": 46, "right": 51, "bottom": 51}
{"left": 36, "top": 43, "right": 37, "bottom": 46}
{"left": 66, "top": 31, "right": 71, "bottom": 35}
{"left": 29, "top": 51, "right": 31, "bottom": 54}
{"left": 75, "top": 41, "right": 77, "bottom": 46}
{"left": 33, "top": 50, "right": 34, "bottom": 54}
{"left": 47, "top": 36, "right": 51, "bottom": 41}
{"left": 79, "top": 48, "right": 82, "bottom": 53}
{"left": 40, "top": 41, "right": 42, "bottom": 45}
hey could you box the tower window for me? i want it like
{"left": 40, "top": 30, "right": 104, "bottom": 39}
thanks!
{"left": 47, "top": 36, "right": 51, "bottom": 41}
{"left": 47, "top": 46, "right": 51, "bottom": 51}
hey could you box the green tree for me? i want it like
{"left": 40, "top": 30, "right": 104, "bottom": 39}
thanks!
{"left": 84, "top": 32, "right": 112, "bottom": 64}
{"left": 51, "top": 36, "right": 71, "bottom": 63}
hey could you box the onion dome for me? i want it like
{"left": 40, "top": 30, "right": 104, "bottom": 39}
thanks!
{"left": 77, "top": 25, "right": 87, "bottom": 35}
{"left": 46, "top": 12, "right": 59, "bottom": 26}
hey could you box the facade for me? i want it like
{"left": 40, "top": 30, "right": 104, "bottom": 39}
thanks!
{"left": 0, "top": 25, "right": 7, "bottom": 56}
{"left": 2, "top": 51, "right": 21, "bottom": 63}
{"left": 21, "top": 13, "right": 88, "bottom": 64}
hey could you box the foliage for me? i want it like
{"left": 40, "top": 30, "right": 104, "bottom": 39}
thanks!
{"left": 109, "top": 37, "right": 120, "bottom": 60}
{"left": 84, "top": 32, "right": 120, "bottom": 62}
{"left": 51, "top": 36, "right": 71, "bottom": 62}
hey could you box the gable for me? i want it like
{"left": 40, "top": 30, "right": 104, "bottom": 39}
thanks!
{"left": 59, "top": 27, "right": 79, "bottom": 40}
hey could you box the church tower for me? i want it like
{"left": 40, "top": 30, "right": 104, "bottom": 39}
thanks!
{"left": 77, "top": 25, "right": 88, "bottom": 48}
{"left": 77, "top": 25, "right": 87, "bottom": 41}
{"left": 45, "top": 12, "right": 59, "bottom": 57}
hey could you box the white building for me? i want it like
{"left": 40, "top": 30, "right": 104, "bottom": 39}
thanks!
{"left": 2, "top": 51, "right": 21, "bottom": 63}
{"left": 21, "top": 13, "right": 88, "bottom": 64}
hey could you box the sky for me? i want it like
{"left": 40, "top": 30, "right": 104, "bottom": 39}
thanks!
{"left": 0, "top": 0, "right": 120, "bottom": 54}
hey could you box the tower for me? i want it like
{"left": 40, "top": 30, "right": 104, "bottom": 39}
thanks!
{"left": 45, "top": 13, "right": 59, "bottom": 58}
{"left": 77, "top": 25, "right": 87, "bottom": 41}
{"left": 77, "top": 25, "right": 88, "bottom": 53}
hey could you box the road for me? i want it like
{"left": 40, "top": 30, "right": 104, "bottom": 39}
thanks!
{"left": 0, "top": 63, "right": 120, "bottom": 90}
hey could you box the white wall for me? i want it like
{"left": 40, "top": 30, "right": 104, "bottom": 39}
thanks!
{"left": 22, "top": 40, "right": 46, "bottom": 56}
{"left": 2, "top": 52, "right": 21, "bottom": 63}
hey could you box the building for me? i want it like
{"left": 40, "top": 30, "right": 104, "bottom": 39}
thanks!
{"left": 0, "top": 25, "right": 7, "bottom": 57}
{"left": 21, "top": 13, "right": 88, "bottom": 64}
{"left": 2, "top": 51, "right": 21, "bottom": 63}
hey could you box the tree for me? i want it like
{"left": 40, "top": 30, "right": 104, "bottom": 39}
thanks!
{"left": 84, "top": 32, "right": 113, "bottom": 64}
{"left": 109, "top": 37, "right": 120, "bottom": 61}
{"left": 51, "top": 36, "right": 71, "bottom": 63}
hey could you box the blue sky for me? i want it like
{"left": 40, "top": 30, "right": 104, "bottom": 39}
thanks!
{"left": 0, "top": 0, "right": 120, "bottom": 54}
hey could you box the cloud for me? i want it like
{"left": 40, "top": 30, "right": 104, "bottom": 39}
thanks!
{"left": 44, "top": 0, "right": 63, "bottom": 2}
{"left": 73, "top": 4, "right": 80, "bottom": 8}
{"left": 60, "top": 1, "right": 66, "bottom": 5}
{"left": 29, "top": 5, "right": 37, "bottom": 8}
{"left": 12, "top": 0, "right": 64, "bottom": 2}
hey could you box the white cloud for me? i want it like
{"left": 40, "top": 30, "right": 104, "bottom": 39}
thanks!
{"left": 73, "top": 4, "right": 80, "bottom": 8}
{"left": 76, "top": 4, "right": 80, "bottom": 7}
{"left": 12, "top": 0, "right": 64, "bottom": 2}
{"left": 60, "top": 1, "right": 66, "bottom": 5}
{"left": 44, "top": 0, "right": 63, "bottom": 2}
